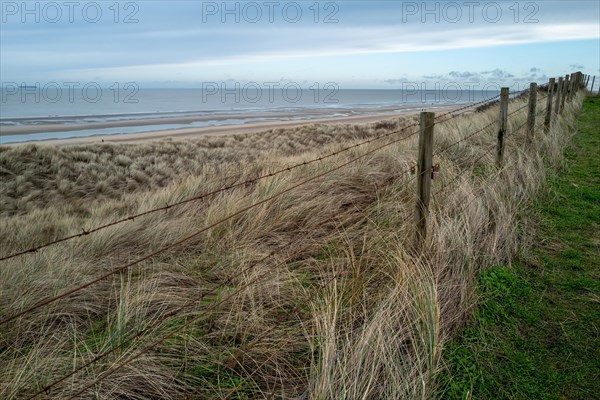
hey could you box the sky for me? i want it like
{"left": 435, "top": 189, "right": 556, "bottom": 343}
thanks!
{"left": 1, "top": 0, "right": 599, "bottom": 89}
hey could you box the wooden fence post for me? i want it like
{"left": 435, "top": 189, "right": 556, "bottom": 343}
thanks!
{"left": 569, "top": 73, "right": 576, "bottom": 101}
{"left": 545, "top": 77, "right": 556, "bottom": 132}
{"left": 591, "top": 76, "right": 596, "bottom": 93}
{"left": 414, "top": 111, "right": 435, "bottom": 251}
{"left": 496, "top": 87, "right": 509, "bottom": 168}
{"left": 526, "top": 82, "right": 537, "bottom": 146}
{"left": 561, "top": 75, "right": 569, "bottom": 112}
{"left": 554, "top": 77, "right": 563, "bottom": 117}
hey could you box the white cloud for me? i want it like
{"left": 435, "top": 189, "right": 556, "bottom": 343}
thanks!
{"left": 63, "top": 22, "right": 599, "bottom": 81}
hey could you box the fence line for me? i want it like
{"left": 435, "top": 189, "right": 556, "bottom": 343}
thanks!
{"left": 0, "top": 95, "right": 503, "bottom": 263}
{"left": 19, "top": 112, "right": 480, "bottom": 397}
{"left": 2, "top": 75, "right": 585, "bottom": 398}
{"left": 299, "top": 103, "right": 564, "bottom": 397}
{"left": 2, "top": 96, "right": 513, "bottom": 325}
{"left": 299, "top": 148, "right": 524, "bottom": 398}
{"left": 0, "top": 86, "right": 556, "bottom": 326}
{"left": 433, "top": 92, "right": 547, "bottom": 160}
{"left": 4, "top": 92, "right": 517, "bottom": 326}
{"left": 200, "top": 80, "right": 579, "bottom": 398}
{"left": 130, "top": 86, "right": 548, "bottom": 398}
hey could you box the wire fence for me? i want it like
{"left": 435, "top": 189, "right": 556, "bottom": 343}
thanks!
{"left": 1, "top": 125, "right": 422, "bottom": 326}
{"left": 1, "top": 76, "right": 586, "bottom": 399}
{"left": 0, "top": 94, "right": 501, "bottom": 263}
{"left": 3, "top": 93, "right": 509, "bottom": 326}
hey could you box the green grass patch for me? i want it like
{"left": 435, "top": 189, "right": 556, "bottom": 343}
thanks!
{"left": 439, "top": 96, "right": 600, "bottom": 399}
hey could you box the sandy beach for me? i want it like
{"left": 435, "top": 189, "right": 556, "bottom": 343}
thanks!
{"left": 0, "top": 103, "right": 468, "bottom": 147}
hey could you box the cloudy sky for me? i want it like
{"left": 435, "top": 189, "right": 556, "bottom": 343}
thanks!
{"left": 1, "top": 0, "right": 599, "bottom": 88}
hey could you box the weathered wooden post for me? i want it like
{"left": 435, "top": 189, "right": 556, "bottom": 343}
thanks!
{"left": 554, "top": 76, "right": 565, "bottom": 118}
{"left": 561, "top": 75, "right": 569, "bottom": 112}
{"left": 554, "top": 77, "right": 563, "bottom": 117}
{"left": 414, "top": 111, "right": 435, "bottom": 251}
{"left": 526, "top": 82, "right": 537, "bottom": 146}
{"left": 568, "top": 72, "right": 576, "bottom": 101}
{"left": 591, "top": 76, "right": 596, "bottom": 93}
{"left": 496, "top": 87, "right": 509, "bottom": 168}
{"left": 545, "top": 77, "right": 556, "bottom": 133}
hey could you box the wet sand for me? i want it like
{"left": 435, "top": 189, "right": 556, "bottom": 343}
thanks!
{"left": 1, "top": 104, "right": 470, "bottom": 147}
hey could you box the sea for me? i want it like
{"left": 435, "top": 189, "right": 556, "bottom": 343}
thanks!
{"left": 0, "top": 88, "right": 503, "bottom": 144}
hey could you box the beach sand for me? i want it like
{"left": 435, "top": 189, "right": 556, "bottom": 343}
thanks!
{"left": 1, "top": 104, "right": 469, "bottom": 147}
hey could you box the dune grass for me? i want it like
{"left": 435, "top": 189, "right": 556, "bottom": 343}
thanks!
{"left": 0, "top": 92, "right": 584, "bottom": 399}
{"left": 0, "top": 121, "right": 412, "bottom": 217}
{"left": 438, "top": 95, "right": 600, "bottom": 400}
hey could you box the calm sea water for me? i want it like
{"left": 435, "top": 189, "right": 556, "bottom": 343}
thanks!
{"left": 1, "top": 88, "right": 502, "bottom": 120}
{"left": 0, "top": 88, "right": 502, "bottom": 143}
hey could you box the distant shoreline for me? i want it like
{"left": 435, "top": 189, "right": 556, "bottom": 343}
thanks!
{"left": 0, "top": 103, "right": 469, "bottom": 146}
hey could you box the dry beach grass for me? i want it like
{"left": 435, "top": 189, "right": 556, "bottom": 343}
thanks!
{"left": 0, "top": 119, "right": 410, "bottom": 217}
{"left": 0, "top": 92, "right": 583, "bottom": 399}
